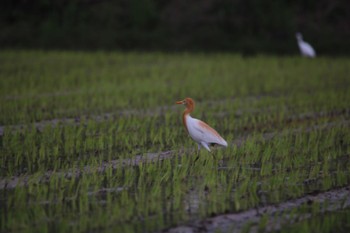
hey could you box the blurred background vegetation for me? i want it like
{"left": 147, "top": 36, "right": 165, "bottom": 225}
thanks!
{"left": 1, "top": 0, "right": 349, "bottom": 54}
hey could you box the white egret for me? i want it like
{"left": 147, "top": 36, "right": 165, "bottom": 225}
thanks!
{"left": 296, "top": 32, "right": 316, "bottom": 58}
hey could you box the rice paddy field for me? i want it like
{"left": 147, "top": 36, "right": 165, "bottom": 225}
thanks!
{"left": 0, "top": 50, "right": 349, "bottom": 233}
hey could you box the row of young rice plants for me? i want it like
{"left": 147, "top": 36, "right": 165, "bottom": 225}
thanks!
{"left": 184, "top": 87, "right": 350, "bottom": 145}
{"left": 2, "top": 123, "right": 349, "bottom": 233}
{"left": 1, "top": 89, "right": 349, "bottom": 177}
{"left": 1, "top": 51, "right": 349, "bottom": 125}
{"left": 0, "top": 112, "right": 185, "bottom": 176}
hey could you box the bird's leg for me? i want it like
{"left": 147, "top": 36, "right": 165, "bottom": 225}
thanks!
{"left": 193, "top": 144, "right": 201, "bottom": 164}
{"left": 194, "top": 153, "right": 200, "bottom": 164}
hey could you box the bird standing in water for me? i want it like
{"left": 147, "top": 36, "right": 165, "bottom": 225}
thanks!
{"left": 176, "top": 97, "right": 228, "bottom": 152}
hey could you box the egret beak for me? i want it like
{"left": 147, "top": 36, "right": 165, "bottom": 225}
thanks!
{"left": 176, "top": 100, "right": 185, "bottom": 105}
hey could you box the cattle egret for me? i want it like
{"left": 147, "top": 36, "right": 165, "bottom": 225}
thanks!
{"left": 176, "top": 97, "right": 228, "bottom": 152}
{"left": 296, "top": 32, "right": 316, "bottom": 58}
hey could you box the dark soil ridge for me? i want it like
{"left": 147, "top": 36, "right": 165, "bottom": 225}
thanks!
{"left": 1, "top": 119, "right": 349, "bottom": 190}
{"left": 0, "top": 104, "right": 348, "bottom": 137}
{"left": 162, "top": 186, "right": 350, "bottom": 233}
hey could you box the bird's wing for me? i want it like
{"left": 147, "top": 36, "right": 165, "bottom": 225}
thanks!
{"left": 192, "top": 119, "right": 227, "bottom": 146}
{"left": 300, "top": 41, "right": 316, "bottom": 57}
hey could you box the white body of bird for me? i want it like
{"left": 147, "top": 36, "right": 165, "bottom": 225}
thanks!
{"left": 176, "top": 97, "right": 227, "bottom": 151}
{"left": 296, "top": 32, "right": 316, "bottom": 58}
{"left": 185, "top": 114, "right": 228, "bottom": 151}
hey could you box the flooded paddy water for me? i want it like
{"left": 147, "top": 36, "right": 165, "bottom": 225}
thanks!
{"left": 0, "top": 51, "right": 350, "bottom": 233}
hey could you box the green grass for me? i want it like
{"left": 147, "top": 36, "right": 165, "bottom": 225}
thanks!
{"left": 0, "top": 50, "right": 350, "bottom": 233}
